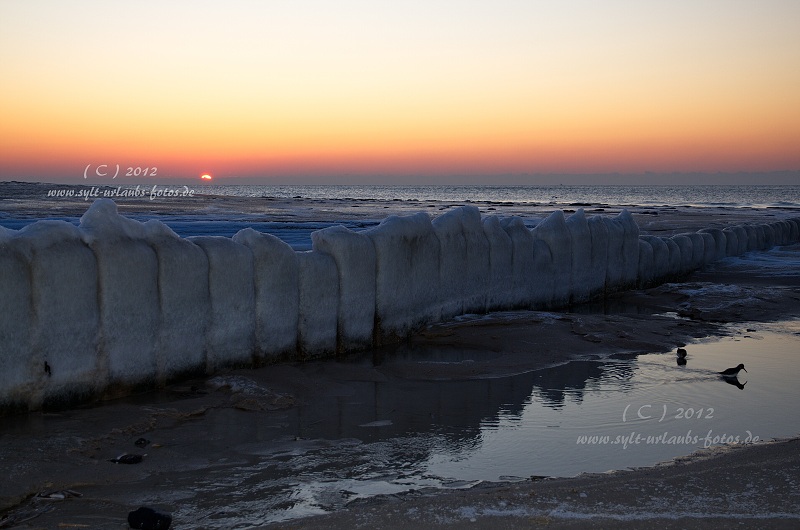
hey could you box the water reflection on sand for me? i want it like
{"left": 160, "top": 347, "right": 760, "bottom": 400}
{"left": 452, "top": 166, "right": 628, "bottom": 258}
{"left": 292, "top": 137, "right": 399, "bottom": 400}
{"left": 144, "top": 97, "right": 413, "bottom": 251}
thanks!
{"left": 166, "top": 321, "right": 800, "bottom": 525}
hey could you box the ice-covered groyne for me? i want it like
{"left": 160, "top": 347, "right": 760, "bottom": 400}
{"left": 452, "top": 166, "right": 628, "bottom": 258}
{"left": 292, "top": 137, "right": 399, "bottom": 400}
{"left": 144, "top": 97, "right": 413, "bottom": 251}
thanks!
{"left": 1, "top": 199, "right": 799, "bottom": 412}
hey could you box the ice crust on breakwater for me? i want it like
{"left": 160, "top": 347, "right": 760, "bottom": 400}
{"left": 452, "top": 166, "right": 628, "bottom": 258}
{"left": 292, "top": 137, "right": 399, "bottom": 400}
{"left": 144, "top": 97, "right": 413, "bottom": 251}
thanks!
{"left": 1, "top": 199, "right": 799, "bottom": 412}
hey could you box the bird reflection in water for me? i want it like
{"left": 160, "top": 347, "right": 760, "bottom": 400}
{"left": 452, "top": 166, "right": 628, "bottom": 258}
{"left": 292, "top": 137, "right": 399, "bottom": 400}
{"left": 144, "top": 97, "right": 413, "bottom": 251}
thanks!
{"left": 720, "top": 376, "right": 747, "bottom": 390}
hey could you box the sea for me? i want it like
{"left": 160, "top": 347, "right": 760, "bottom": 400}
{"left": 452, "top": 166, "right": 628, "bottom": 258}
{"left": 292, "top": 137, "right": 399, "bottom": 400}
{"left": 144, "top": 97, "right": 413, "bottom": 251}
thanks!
{"left": 192, "top": 183, "right": 800, "bottom": 208}
{"left": 3, "top": 182, "right": 799, "bottom": 249}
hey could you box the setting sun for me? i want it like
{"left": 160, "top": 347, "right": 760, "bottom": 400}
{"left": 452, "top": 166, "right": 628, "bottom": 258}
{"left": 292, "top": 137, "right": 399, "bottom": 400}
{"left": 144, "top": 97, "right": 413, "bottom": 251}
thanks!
{"left": 200, "top": 174, "right": 213, "bottom": 180}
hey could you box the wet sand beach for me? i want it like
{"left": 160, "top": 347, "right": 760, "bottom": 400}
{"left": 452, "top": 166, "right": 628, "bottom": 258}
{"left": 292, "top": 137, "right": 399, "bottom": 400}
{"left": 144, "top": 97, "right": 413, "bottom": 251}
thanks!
{"left": 1, "top": 185, "right": 800, "bottom": 528}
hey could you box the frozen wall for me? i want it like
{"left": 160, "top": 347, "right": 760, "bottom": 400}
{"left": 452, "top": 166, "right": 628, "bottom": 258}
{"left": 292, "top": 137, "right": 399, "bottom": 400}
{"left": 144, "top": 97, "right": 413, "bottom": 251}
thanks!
{"left": 639, "top": 235, "right": 669, "bottom": 285}
{"left": 3, "top": 221, "right": 100, "bottom": 409}
{"left": 532, "top": 211, "right": 572, "bottom": 307}
{"left": 311, "top": 226, "right": 375, "bottom": 352}
{"left": 500, "top": 217, "right": 540, "bottom": 308}
{"left": 566, "top": 210, "right": 592, "bottom": 303}
{"left": 366, "top": 212, "right": 441, "bottom": 342}
{"left": 482, "top": 216, "right": 514, "bottom": 310}
{"left": 2, "top": 199, "right": 800, "bottom": 412}
{"left": 146, "top": 221, "right": 209, "bottom": 382}
{"left": 432, "top": 206, "right": 490, "bottom": 320}
{"left": 83, "top": 206, "right": 160, "bottom": 388}
{"left": 619, "top": 210, "right": 641, "bottom": 288}
{"left": 189, "top": 236, "right": 256, "bottom": 370}
{"left": 233, "top": 228, "right": 299, "bottom": 360}
{"left": 297, "top": 251, "right": 339, "bottom": 357}
{"left": 0, "top": 230, "right": 31, "bottom": 410}
{"left": 587, "top": 215, "right": 609, "bottom": 296}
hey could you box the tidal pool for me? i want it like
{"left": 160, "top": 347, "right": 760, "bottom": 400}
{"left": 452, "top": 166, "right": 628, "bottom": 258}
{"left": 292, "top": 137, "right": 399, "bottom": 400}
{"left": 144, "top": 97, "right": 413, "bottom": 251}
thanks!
{"left": 3, "top": 320, "right": 798, "bottom": 528}
{"left": 165, "top": 320, "right": 800, "bottom": 526}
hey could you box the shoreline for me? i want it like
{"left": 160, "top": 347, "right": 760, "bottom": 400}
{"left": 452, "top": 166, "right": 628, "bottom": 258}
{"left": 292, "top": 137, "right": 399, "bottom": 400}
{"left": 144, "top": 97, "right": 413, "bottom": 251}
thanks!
{"left": 289, "top": 436, "right": 800, "bottom": 529}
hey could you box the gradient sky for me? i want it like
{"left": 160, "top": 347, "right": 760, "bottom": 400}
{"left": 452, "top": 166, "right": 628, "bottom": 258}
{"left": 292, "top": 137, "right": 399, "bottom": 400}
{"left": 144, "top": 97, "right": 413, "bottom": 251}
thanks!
{"left": 1, "top": 0, "right": 799, "bottom": 184}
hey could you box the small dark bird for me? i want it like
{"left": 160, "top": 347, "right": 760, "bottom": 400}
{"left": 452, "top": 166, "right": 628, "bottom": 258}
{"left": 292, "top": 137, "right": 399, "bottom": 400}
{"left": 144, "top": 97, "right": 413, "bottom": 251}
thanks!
{"left": 44, "top": 361, "right": 51, "bottom": 377}
{"left": 719, "top": 364, "right": 747, "bottom": 377}
{"left": 676, "top": 348, "right": 687, "bottom": 358}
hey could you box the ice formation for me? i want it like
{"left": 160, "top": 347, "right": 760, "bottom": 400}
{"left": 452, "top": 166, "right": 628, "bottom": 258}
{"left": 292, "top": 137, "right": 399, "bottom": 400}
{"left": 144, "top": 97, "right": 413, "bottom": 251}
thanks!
{"left": 637, "top": 239, "right": 654, "bottom": 288}
{"left": 639, "top": 235, "right": 669, "bottom": 285}
{"left": 146, "top": 220, "right": 209, "bottom": 380}
{"left": 82, "top": 200, "right": 160, "bottom": 385}
{"left": 311, "top": 226, "right": 375, "bottom": 352}
{"left": 481, "top": 216, "right": 514, "bottom": 310}
{"left": 501, "top": 216, "right": 544, "bottom": 308}
{"left": 4, "top": 221, "right": 100, "bottom": 408}
{"left": 189, "top": 236, "right": 256, "bottom": 369}
{"left": 619, "top": 210, "right": 641, "bottom": 288}
{"left": 2, "top": 198, "right": 799, "bottom": 411}
{"left": 432, "top": 206, "right": 490, "bottom": 318}
{"left": 587, "top": 215, "right": 609, "bottom": 295}
{"left": 532, "top": 210, "right": 572, "bottom": 307}
{"left": 566, "top": 210, "right": 592, "bottom": 303}
{"left": 297, "top": 251, "right": 338, "bottom": 356}
{"left": 233, "top": 228, "right": 299, "bottom": 359}
{"left": 366, "top": 212, "right": 441, "bottom": 342}
{"left": 699, "top": 228, "right": 726, "bottom": 263}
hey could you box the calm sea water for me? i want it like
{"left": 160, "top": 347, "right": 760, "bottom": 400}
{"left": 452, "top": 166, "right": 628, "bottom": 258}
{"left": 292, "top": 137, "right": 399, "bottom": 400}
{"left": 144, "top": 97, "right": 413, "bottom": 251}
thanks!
{"left": 3, "top": 183, "right": 799, "bottom": 250}
{"left": 194, "top": 184, "right": 800, "bottom": 208}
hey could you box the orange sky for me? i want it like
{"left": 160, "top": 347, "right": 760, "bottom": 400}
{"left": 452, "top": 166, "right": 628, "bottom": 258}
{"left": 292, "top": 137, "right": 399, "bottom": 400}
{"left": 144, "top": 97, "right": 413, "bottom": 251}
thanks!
{"left": 1, "top": 1, "right": 799, "bottom": 184}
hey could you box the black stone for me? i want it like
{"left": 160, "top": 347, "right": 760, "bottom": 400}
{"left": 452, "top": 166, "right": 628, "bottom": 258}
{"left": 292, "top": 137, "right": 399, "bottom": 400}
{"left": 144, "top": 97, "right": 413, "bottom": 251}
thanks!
{"left": 128, "top": 506, "right": 172, "bottom": 529}
{"left": 111, "top": 454, "right": 143, "bottom": 464}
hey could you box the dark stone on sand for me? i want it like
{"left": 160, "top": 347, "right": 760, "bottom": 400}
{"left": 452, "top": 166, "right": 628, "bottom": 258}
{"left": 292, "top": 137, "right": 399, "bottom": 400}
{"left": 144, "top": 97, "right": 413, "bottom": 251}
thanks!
{"left": 111, "top": 454, "right": 144, "bottom": 464}
{"left": 128, "top": 506, "right": 172, "bottom": 529}
{"left": 135, "top": 438, "right": 150, "bottom": 448}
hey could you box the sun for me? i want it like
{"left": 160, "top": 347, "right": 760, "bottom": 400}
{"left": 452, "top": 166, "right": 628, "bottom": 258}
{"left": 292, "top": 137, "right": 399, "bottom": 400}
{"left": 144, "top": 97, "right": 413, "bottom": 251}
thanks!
{"left": 200, "top": 174, "right": 213, "bottom": 180}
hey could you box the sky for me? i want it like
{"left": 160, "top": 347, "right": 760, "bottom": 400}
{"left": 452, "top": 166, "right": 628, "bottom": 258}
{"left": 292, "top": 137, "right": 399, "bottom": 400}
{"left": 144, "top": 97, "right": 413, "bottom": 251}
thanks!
{"left": 1, "top": 0, "right": 799, "bottom": 185}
